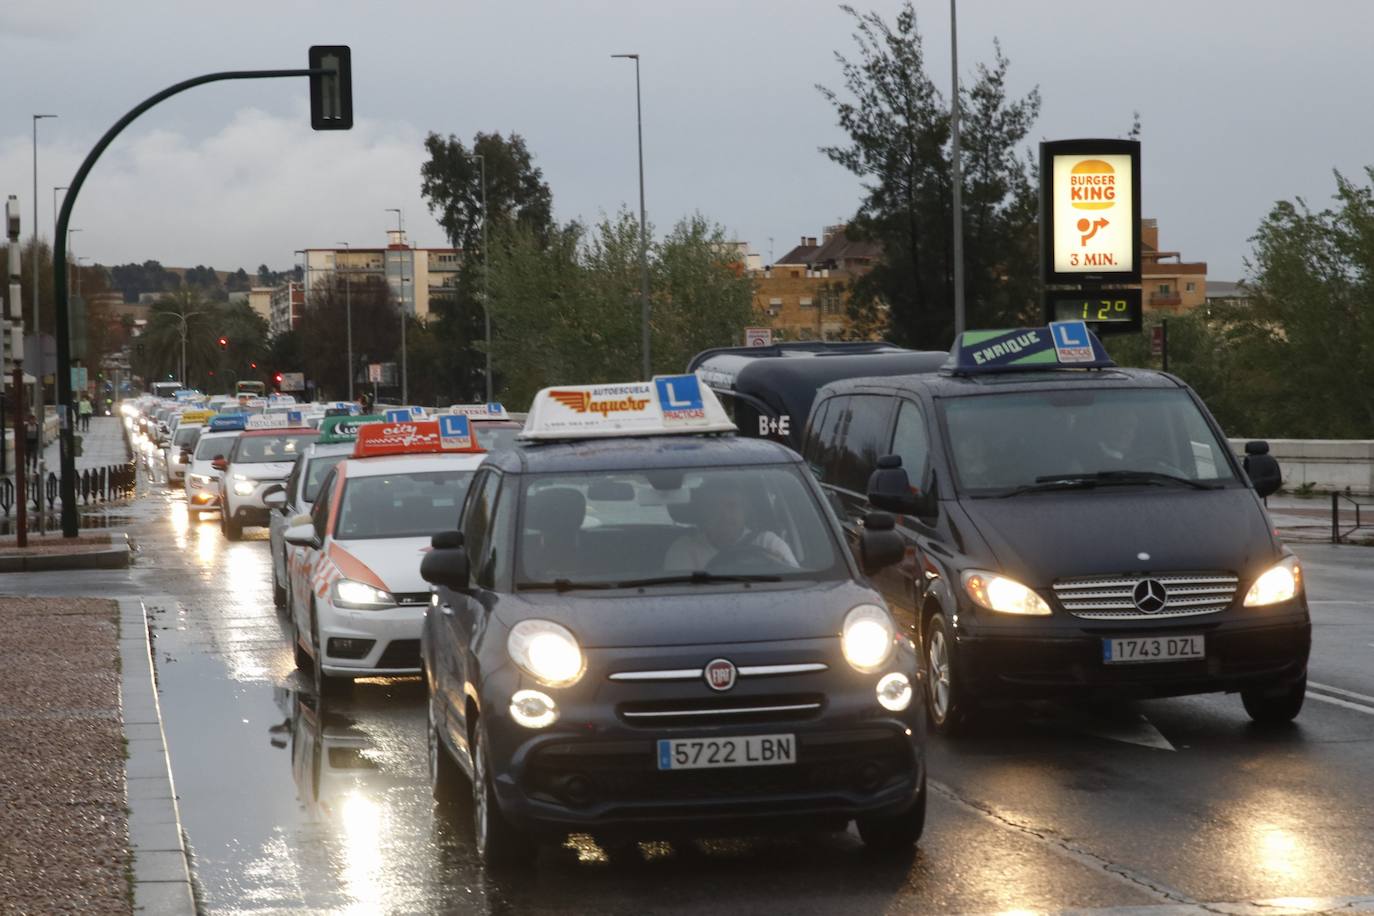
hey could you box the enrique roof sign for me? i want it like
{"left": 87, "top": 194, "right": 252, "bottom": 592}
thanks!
{"left": 1040, "top": 139, "right": 1141, "bottom": 285}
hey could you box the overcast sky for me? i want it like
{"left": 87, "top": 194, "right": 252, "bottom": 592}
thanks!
{"left": 2, "top": 0, "right": 1371, "bottom": 283}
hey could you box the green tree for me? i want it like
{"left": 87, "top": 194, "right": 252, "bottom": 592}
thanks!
{"left": 653, "top": 214, "right": 756, "bottom": 371}
{"left": 297, "top": 276, "right": 401, "bottom": 401}
{"left": 818, "top": 2, "right": 1041, "bottom": 349}
{"left": 420, "top": 130, "right": 556, "bottom": 399}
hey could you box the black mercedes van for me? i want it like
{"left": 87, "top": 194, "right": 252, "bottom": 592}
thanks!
{"left": 799, "top": 326, "right": 1310, "bottom": 733}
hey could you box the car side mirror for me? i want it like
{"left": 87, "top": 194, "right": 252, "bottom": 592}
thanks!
{"left": 283, "top": 523, "right": 319, "bottom": 548}
{"left": 867, "top": 455, "right": 922, "bottom": 515}
{"left": 431, "top": 530, "right": 463, "bottom": 549}
{"left": 1243, "top": 440, "right": 1282, "bottom": 499}
{"left": 263, "top": 488, "right": 287, "bottom": 510}
{"left": 421, "top": 546, "right": 471, "bottom": 590}
{"left": 179, "top": 448, "right": 192, "bottom": 462}
{"left": 859, "top": 512, "right": 905, "bottom": 574}
{"left": 211, "top": 457, "right": 227, "bottom": 471}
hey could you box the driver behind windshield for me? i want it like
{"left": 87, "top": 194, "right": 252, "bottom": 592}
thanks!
{"left": 665, "top": 477, "right": 797, "bottom": 571}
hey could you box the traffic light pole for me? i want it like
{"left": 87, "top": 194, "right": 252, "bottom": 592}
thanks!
{"left": 53, "top": 66, "right": 330, "bottom": 537}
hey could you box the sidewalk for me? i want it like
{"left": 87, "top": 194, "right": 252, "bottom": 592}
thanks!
{"left": 1265, "top": 492, "right": 1374, "bottom": 544}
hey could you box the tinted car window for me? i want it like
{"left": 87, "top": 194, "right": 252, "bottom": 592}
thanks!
{"left": 833, "top": 395, "right": 893, "bottom": 493}
{"left": 801, "top": 398, "right": 832, "bottom": 477}
{"left": 462, "top": 471, "right": 501, "bottom": 573}
{"left": 889, "top": 400, "right": 930, "bottom": 478}
{"left": 304, "top": 455, "right": 346, "bottom": 503}
{"left": 809, "top": 396, "right": 845, "bottom": 482}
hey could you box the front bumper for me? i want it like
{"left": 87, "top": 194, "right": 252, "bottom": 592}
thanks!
{"left": 479, "top": 640, "right": 926, "bottom": 837}
{"left": 318, "top": 602, "right": 427, "bottom": 677}
{"left": 225, "top": 479, "right": 287, "bottom": 528}
{"left": 185, "top": 477, "right": 219, "bottom": 508}
{"left": 953, "top": 604, "right": 1311, "bottom": 700}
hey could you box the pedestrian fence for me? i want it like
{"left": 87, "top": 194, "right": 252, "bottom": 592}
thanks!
{"left": 1331, "top": 491, "right": 1374, "bottom": 544}
{"left": 0, "top": 463, "right": 138, "bottom": 518}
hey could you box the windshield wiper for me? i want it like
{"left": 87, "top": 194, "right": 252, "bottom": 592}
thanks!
{"left": 516, "top": 579, "right": 621, "bottom": 592}
{"left": 994, "top": 478, "right": 1101, "bottom": 498}
{"left": 614, "top": 571, "right": 784, "bottom": 588}
{"left": 1045, "top": 470, "right": 1221, "bottom": 491}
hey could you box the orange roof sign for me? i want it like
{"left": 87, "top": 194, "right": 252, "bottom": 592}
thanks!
{"left": 352, "top": 416, "right": 482, "bottom": 458}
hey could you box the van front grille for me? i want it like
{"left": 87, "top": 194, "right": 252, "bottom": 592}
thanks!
{"left": 1053, "top": 573, "right": 1239, "bottom": 619}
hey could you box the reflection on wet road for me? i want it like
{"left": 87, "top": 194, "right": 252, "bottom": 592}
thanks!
{"left": 8, "top": 480, "right": 1374, "bottom": 913}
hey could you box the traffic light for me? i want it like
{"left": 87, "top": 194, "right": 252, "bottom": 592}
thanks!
{"left": 218, "top": 336, "right": 228, "bottom": 350}
{"left": 274, "top": 372, "right": 283, "bottom": 385}
{"left": 250, "top": 362, "right": 257, "bottom": 370}
{"left": 309, "top": 46, "right": 353, "bottom": 130}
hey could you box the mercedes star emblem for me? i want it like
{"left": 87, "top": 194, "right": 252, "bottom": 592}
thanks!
{"left": 1133, "top": 578, "right": 1168, "bottom": 614}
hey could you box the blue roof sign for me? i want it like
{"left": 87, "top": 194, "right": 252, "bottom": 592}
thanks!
{"left": 208, "top": 414, "right": 248, "bottom": 432}
{"left": 945, "top": 323, "right": 1115, "bottom": 374}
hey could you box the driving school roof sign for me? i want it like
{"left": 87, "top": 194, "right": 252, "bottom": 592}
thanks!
{"left": 945, "top": 324, "right": 1115, "bottom": 374}
{"left": 353, "top": 420, "right": 484, "bottom": 458}
{"left": 1040, "top": 139, "right": 1141, "bottom": 284}
{"left": 521, "top": 374, "right": 736, "bottom": 440}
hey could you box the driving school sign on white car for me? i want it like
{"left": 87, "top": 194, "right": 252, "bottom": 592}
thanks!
{"left": 1040, "top": 139, "right": 1141, "bottom": 285}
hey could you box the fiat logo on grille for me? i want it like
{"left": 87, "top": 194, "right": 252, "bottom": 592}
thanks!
{"left": 1133, "top": 579, "right": 1168, "bottom": 614}
{"left": 704, "top": 658, "right": 737, "bottom": 692}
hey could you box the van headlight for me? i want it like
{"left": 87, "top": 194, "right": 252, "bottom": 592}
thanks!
{"left": 962, "top": 570, "right": 1051, "bottom": 616}
{"left": 233, "top": 479, "right": 257, "bottom": 496}
{"left": 507, "top": 619, "right": 584, "bottom": 687}
{"left": 333, "top": 579, "right": 396, "bottom": 609}
{"left": 1244, "top": 556, "right": 1302, "bottom": 607}
{"left": 842, "top": 604, "right": 895, "bottom": 673}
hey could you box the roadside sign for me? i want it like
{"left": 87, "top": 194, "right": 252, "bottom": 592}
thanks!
{"left": 368, "top": 363, "right": 382, "bottom": 383}
{"left": 278, "top": 372, "right": 305, "bottom": 391}
{"left": 1040, "top": 139, "right": 1142, "bottom": 285}
{"left": 745, "top": 327, "right": 773, "bottom": 348}
{"left": 71, "top": 366, "right": 88, "bottom": 392}
{"left": 1151, "top": 325, "right": 1165, "bottom": 357}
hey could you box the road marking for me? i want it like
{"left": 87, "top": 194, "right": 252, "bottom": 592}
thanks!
{"left": 1308, "top": 680, "right": 1374, "bottom": 705}
{"left": 1028, "top": 705, "right": 1176, "bottom": 751}
{"left": 954, "top": 893, "right": 1374, "bottom": 915}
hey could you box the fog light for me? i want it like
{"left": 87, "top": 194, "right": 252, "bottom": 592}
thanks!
{"left": 876, "top": 672, "right": 913, "bottom": 712}
{"left": 510, "top": 689, "right": 559, "bottom": 729}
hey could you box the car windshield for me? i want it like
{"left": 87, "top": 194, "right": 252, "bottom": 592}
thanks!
{"left": 334, "top": 470, "right": 475, "bottom": 540}
{"left": 473, "top": 425, "right": 521, "bottom": 452}
{"left": 515, "top": 464, "right": 844, "bottom": 588}
{"left": 194, "top": 435, "right": 235, "bottom": 461}
{"left": 235, "top": 434, "right": 316, "bottom": 463}
{"left": 939, "top": 388, "right": 1240, "bottom": 496}
{"left": 173, "top": 426, "right": 201, "bottom": 448}
{"left": 304, "top": 455, "right": 346, "bottom": 503}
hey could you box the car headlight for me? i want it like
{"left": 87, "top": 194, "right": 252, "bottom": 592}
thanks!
{"left": 190, "top": 474, "right": 211, "bottom": 485}
{"left": 333, "top": 579, "right": 396, "bottom": 609}
{"left": 1244, "top": 556, "right": 1302, "bottom": 607}
{"left": 233, "top": 479, "right": 257, "bottom": 496}
{"left": 507, "top": 619, "right": 584, "bottom": 687}
{"left": 962, "top": 570, "right": 1052, "bottom": 616}
{"left": 841, "top": 604, "right": 896, "bottom": 673}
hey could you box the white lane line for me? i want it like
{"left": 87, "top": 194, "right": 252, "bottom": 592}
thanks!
{"left": 1308, "top": 681, "right": 1374, "bottom": 705}
{"left": 1306, "top": 693, "right": 1374, "bottom": 716}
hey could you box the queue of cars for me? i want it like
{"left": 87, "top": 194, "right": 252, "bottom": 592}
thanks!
{"left": 132, "top": 320, "right": 1309, "bottom": 869}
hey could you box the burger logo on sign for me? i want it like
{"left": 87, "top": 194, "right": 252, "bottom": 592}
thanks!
{"left": 1069, "top": 159, "right": 1116, "bottom": 210}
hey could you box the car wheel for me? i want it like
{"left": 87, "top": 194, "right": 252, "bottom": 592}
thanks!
{"left": 924, "top": 611, "right": 975, "bottom": 734}
{"left": 293, "top": 620, "right": 311, "bottom": 672}
{"left": 429, "top": 700, "right": 468, "bottom": 802}
{"left": 1242, "top": 673, "right": 1306, "bottom": 724}
{"left": 188, "top": 508, "right": 200, "bottom": 522}
{"left": 224, "top": 516, "right": 243, "bottom": 541}
{"left": 310, "top": 611, "right": 351, "bottom": 697}
{"left": 856, "top": 770, "right": 927, "bottom": 850}
{"left": 471, "top": 721, "right": 535, "bottom": 868}
{"left": 272, "top": 560, "right": 287, "bottom": 609}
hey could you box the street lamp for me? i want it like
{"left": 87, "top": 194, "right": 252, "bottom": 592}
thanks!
{"left": 337, "top": 241, "right": 354, "bottom": 400}
{"left": 611, "top": 53, "right": 651, "bottom": 378}
{"left": 52, "top": 186, "right": 68, "bottom": 243}
{"left": 474, "top": 153, "right": 492, "bottom": 402}
{"left": 32, "top": 113, "right": 56, "bottom": 535}
{"left": 950, "top": 0, "right": 966, "bottom": 338}
{"left": 385, "top": 207, "right": 407, "bottom": 403}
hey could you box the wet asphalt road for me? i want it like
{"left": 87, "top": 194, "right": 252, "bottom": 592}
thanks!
{"left": 8, "top": 475, "right": 1374, "bottom": 914}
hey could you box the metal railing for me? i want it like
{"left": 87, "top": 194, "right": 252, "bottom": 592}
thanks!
{"left": 0, "top": 463, "right": 138, "bottom": 518}
{"left": 1331, "top": 491, "right": 1374, "bottom": 543}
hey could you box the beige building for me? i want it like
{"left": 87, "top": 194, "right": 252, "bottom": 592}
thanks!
{"left": 247, "top": 287, "right": 273, "bottom": 324}
{"left": 750, "top": 225, "right": 879, "bottom": 341}
{"left": 1141, "top": 218, "right": 1207, "bottom": 312}
{"left": 300, "top": 230, "right": 461, "bottom": 323}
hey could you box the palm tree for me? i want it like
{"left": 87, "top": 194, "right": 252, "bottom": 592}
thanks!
{"left": 145, "top": 289, "right": 214, "bottom": 386}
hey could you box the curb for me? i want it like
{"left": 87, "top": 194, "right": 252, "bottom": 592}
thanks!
{"left": 119, "top": 597, "right": 196, "bottom": 915}
{"left": 0, "top": 533, "right": 131, "bottom": 572}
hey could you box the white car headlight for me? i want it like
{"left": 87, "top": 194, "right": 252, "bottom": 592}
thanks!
{"left": 507, "top": 619, "right": 584, "bottom": 687}
{"left": 233, "top": 479, "right": 257, "bottom": 496}
{"left": 1244, "top": 556, "right": 1302, "bottom": 607}
{"left": 842, "top": 604, "right": 896, "bottom": 673}
{"left": 962, "top": 570, "right": 1051, "bottom": 616}
{"left": 333, "top": 579, "right": 396, "bottom": 610}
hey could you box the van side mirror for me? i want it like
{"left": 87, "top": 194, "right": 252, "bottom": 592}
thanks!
{"left": 263, "top": 488, "right": 287, "bottom": 510}
{"left": 422, "top": 546, "right": 470, "bottom": 590}
{"left": 1243, "top": 440, "right": 1282, "bottom": 499}
{"left": 867, "top": 455, "right": 922, "bottom": 515}
{"left": 859, "top": 512, "right": 905, "bottom": 574}
{"left": 431, "top": 530, "right": 463, "bottom": 550}
{"left": 211, "top": 457, "right": 227, "bottom": 472}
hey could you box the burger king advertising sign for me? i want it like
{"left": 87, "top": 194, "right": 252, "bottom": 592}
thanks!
{"left": 1040, "top": 139, "right": 1141, "bottom": 284}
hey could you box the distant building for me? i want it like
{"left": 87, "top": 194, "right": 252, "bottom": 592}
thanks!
{"left": 1142, "top": 219, "right": 1207, "bottom": 312}
{"left": 1204, "top": 280, "right": 1251, "bottom": 309}
{"left": 270, "top": 281, "right": 305, "bottom": 336}
{"left": 299, "top": 230, "right": 461, "bottom": 322}
{"left": 750, "top": 225, "right": 881, "bottom": 341}
{"left": 247, "top": 287, "right": 273, "bottom": 324}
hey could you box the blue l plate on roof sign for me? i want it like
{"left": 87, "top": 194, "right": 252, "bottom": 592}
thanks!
{"left": 1049, "top": 320, "right": 1095, "bottom": 364}
{"left": 655, "top": 375, "right": 704, "bottom": 411}
{"left": 385, "top": 408, "right": 411, "bottom": 422}
{"left": 438, "top": 414, "right": 470, "bottom": 438}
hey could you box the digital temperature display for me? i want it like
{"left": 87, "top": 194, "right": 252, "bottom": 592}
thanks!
{"left": 1046, "top": 288, "right": 1142, "bottom": 334}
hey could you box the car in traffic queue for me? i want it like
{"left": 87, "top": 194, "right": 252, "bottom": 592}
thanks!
{"left": 447, "top": 403, "right": 524, "bottom": 453}
{"left": 215, "top": 413, "right": 317, "bottom": 540}
{"left": 283, "top": 415, "right": 488, "bottom": 694}
{"left": 797, "top": 323, "right": 1310, "bottom": 733}
{"left": 185, "top": 415, "right": 249, "bottom": 520}
{"left": 267, "top": 415, "right": 387, "bottom": 609}
{"left": 162, "top": 409, "right": 212, "bottom": 484}
{"left": 419, "top": 375, "right": 926, "bottom": 867}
